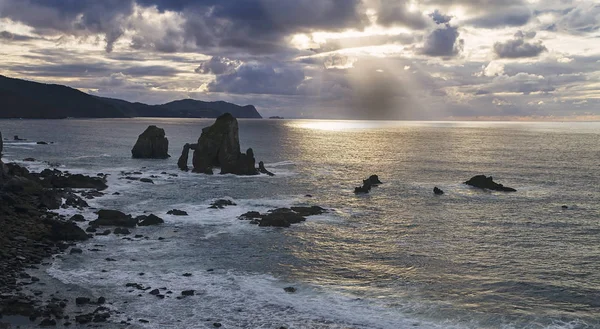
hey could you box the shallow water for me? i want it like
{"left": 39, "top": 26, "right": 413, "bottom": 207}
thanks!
{"left": 1, "top": 119, "right": 599, "bottom": 329}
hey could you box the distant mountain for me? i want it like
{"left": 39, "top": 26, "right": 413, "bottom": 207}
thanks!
{"left": 0, "top": 75, "right": 262, "bottom": 119}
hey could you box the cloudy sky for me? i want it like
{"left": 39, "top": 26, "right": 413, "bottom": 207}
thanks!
{"left": 0, "top": 0, "right": 599, "bottom": 119}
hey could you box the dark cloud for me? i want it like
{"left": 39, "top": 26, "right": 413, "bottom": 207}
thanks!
{"left": 493, "top": 31, "right": 547, "bottom": 58}
{"left": 207, "top": 61, "right": 305, "bottom": 95}
{"left": 377, "top": 0, "right": 431, "bottom": 29}
{"left": 430, "top": 10, "right": 453, "bottom": 24}
{"left": 195, "top": 56, "right": 239, "bottom": 75}
{"left": 0, "top": 31, "right": 36, "bottom": 42}
{"left": 422, "top": 24, "right": 464, "bottom": 57}
{"left": 466, "top": 7, "right": 531, "bottom": 28}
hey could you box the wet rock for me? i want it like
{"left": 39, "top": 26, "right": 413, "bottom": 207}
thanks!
{"left": 209, "top": 199, "right": 236, "bottom": 209}
{"left": 290, "top": 206, "right": 326, "bottom": 217}
{"left": 366, "top": 175, "right": 382, "bottom": 185}
{"left": 177, "top": 143, "right": 196, "bottom": 171}
{"left": 91, "top": 210, "right": 137, "bottom": 227}
{"left": 85, "top": 227, "right": 97, "bottom": 233}
{"left": 69, "top": 214, "right": 85, "bottom": 222}
{"left": 259, "top": 208, "right": 306, "bottom": 227}
{"left": 213, "top": 323, "right": 222, "bottom": 328}
{"left": 149, "top": 289, "right": 160, "bottom": 295}
{"left": 562, "top": 205, "right": 569, "bottom": 209}
{"left": 284, "top": 287, "right": 296, "bottom": 293}
{"left": 96, "top": 230, "right": 111, "bottom": 236}
{"left": 36, "top": 141, "right": 48, "bottom": 145}
{"left": 181, "top": 290, "right": 195, "bottom": 296}
{"left": 167, "top": 209, "right": 188, "bottom": 216}
{"left": 45, "top": 220, "right": 89, "bottom": 241}
{"left": 97, "top": 297, "right": 106, "bottom": 304}
{"left": 433, "top": 187, "right": 444, "bottom": 195}
{"left": 192, "top": 113, "right": 259, "bottom": 175}
{"left": 23, "top": 157, "right": 36, "bottom": 162}
{"left": 113, "top": 227, "right": 131, "bottom": 235}
{"left": 464, "top": 175, "right": 516, "bottom": 192}
{"left": 39, "top": 318, "right": 56, "bottom": 326}
{"left": 137, "top": 214, "right": 164, "bottom": 226}
{"left": 182, "top": 273, "right": 192, "bottom": 277}
{"left": 75, "top": 297, "right": 90, "bottom": 305}
{"left": 131, "top": 125, "right": 170, "bottom": 159}
{"left": 139, "top": 178, "right": 154, "bottom": 184}
{"left": 354, "top": 184, "right": 371, "bottom": 194}
{"left": 69, "top": 248, "right": 83, "bottom": 255}
{"left": 258, "top": 161, "right": 275, "bottom": 176}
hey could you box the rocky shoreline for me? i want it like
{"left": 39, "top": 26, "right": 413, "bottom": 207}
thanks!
{"left": 0, "top": 157, "right": 135, "bottom": 327}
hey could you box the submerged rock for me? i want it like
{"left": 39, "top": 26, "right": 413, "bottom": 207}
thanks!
{"left": 91, "top": 210, "right": 137, "bottom": 228}
{"left": 167, "top": 209, "right": 188, "bottom": 216}
{"left": 464, "top": 175, "right": 516, "bottom": 192}
{"left": 137, "top": 214, "right": 164, "bottom": 226}
{"left": 433, "top": 187, "right": 444, "bottom": 195}
{"left": 192, "top": 113, "right": 259, "bottom": 175}
{"left": 131, "top": 125, "right": 170, "bottom": 159}
{"left": 209, "top": 199, "right": 236, "bottom": 209}
{"left": 239, "top": 206, "right": 326, "bottom": 228}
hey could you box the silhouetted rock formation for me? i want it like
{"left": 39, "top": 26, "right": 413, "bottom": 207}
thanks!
{"left": 238, "top": 206, "right": 326, "bottom": 227}
{"left": 354, "top": 175, "right": 381, "bottom": 194}
{"left": 177, "top": 143, "right": 197, "bottom": 171}
{"left": 433, "top": 187, "right": 444, "bottom": 195}
{"left": 90, "top": 210, "right": 137, "bottom": 228}
{"left": 258, "top": 161, "right": 275, "bottom": 176}
{"left": 0, "top": 130, "right": 3, "bottom": 156}
{"left": 131, "top": 125, "right": 169, "bottom": 159}
{"left": 366, "top": 175, "right": 382, "bottom": 185}
{"left": 464, "top": 175, "right": 516, "bottom": 192}
{"left": 192, "top": 113, "right": 259, "bottom": 175}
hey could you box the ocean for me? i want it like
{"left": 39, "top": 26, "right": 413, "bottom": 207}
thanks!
{"left": 1, "top": 118, "right": 599, "bottom": 329}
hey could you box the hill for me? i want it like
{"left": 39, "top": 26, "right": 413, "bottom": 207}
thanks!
{"left": 0, "top": 75, "right": 262, "bottom": 119}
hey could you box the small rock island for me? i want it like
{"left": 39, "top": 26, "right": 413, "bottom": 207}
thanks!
{"left": 131, "top": 125, "right": 170, "bottom": 159}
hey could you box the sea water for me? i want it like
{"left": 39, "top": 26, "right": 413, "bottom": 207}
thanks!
{"left": 1, "top": 118, "right": 599, "bottom": 329}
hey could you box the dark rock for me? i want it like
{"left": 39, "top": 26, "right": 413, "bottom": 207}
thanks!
{"left": 464, "top": 175, "right": 516, "bottom": 192}
{"left": 131, "top": 125, "right": 170, "bottom": 159}
{"left": 209, "top": 199, "right": 236, "bottom": 209}
{"left": 433, "top": 187, "right": 444, "bottom": 195}
{"left": 354, "top": 184, "right": 371, "bottom": 194}
{"left": 105, "top": 258, "right": 116, "bottom": 262}
{"left": 182, "top": 273, "right": 192, "bottom": 277}
{"left": 238, "top": 211, "right": 262, "bottom": 220}
{"left": 14, "top": 135, "right": 25, "bottom": 141}
{"left": 149, "top": 289, "right": 160, "bottom": 295}
{"left": 113, "top": 227, "right": 131, "bottom": 235}
{"left": 39, "top": 171, "right": 107, "bottom": 190}
{"left": 85, "top": 227, "right": 97, "bottom": 233}
{"left": 290, "top": 206, "right": 326, "bottom": 217}
{"left": 96, "top": 230, "right": 111, "bottom": 236}
{"left": 137, "top": 214, "right": 164, "bottom": 226}
{"left": 139, "top": 319, "right": 149, "bottom": 323}
{"left": 97, "top": 297, "right": 106, "bottom": 304}
{"left": 75, "top": 297, "right": 90, "bottom": 305}
{"left": 139, "top": 178, "right": 154, "bottom": 184}
{"left": 75, "top": 313, "right": 93, "bottom": 324}
{"left": 366, "top": 175, "right": 382, "bottom": 185}
{"left": 177, "top": 143, "right": 196, "bottom": 171}
{"left": 192, "top": 113, "right": 259, "bottom": 175}
{"left": 562, "top": 205, "right": 569, "bottom": 209}
{"left": 45, "top": 220, "right": 89, "bottom": 241}
{"left": 39, "top": 318, "right": 56, "bottom": 326}
{"left": 213, "top": 323, "right": 222, "bottom": 328}
{"left": 69, "top": 214, "right": 85, "bottom": 222}
{"left": 23, "top": 157, "right": 36, "bottom": 162}
{"left": 91, "top": 210, "right": 137, "bottom": 227}
{"left": 36, "top": 141, "right": 48, "bottom": 145}
{"left": 284, "top": 287, "right": 296, "bottom": 293}
{"left": 258, "top": 161, "right": 275, "bottom": 176}
{"left": 69, "top": 248, "right": 83, "bottom": 254}
{"left": 167, "top": 209, "right": 188, "bottom": 216}
{"left": 259, "top": 208, "right": 306, "bottom": 227}
{"left": 181, "top": 290, "right": 195, "bottom": 296}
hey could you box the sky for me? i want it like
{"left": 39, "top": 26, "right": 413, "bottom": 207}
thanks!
{"left": 0, "top": 0, "right": 599, "bottom": 120}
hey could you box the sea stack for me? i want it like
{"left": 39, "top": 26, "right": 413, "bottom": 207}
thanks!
{"left": 464, "top": 175, "right": 516, "bottom": 192}
{"left": 192, "top": 113, "right": 258, "bottom": 175}
{"left": 131, "top": 125, "right": 170, "bottom": 159}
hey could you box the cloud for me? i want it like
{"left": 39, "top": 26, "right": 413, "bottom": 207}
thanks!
{"left": 422, "top": 24, "right": 464, "bottom": 57}
{"left": 377, "top": 0, "right": 431, "bottom": 29}
{"left": 195, "top": 56, "right": 240, "bottom": 75}
{"left": 430, "top": 10, "right": 453, "bottom": 24}
{"left": 0, "top": 30, "right": 35, "bottom": 41}
{"left": 493, "top": 31, "right": 547, "bottom": 58}
{"left": 207, "top": 61, "right": 305, "bottom": 95}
